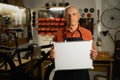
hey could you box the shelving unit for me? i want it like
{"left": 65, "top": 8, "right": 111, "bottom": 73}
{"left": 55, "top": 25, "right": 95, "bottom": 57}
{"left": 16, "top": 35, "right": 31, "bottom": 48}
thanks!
{"left": 37, "top": 17, "right": 65, "bottom": 35}
{"left": 36, "top": 10, "right": 65, "bottom": 36}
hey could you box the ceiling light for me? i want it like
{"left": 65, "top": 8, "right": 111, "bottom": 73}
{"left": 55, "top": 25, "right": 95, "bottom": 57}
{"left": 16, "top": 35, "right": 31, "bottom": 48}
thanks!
{"left": 49, "top": 7, "right": 65, "bottom": 11}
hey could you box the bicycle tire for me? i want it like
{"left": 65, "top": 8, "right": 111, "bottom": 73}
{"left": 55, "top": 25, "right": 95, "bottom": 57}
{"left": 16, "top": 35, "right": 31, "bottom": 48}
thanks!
{"left": 0, "top": 52, "right": 15, "bottom": 71}
{"left": 44, "top": 63, "right": 55, "bottom": 80}
{"left": 101, "top": 8, "right": 120, "bottom": 29}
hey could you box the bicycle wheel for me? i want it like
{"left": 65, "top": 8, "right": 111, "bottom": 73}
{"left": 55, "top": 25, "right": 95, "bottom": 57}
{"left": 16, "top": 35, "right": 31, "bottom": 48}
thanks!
{"left": 44, "top": 63, "right": 55, "bottom": 80}
{"left": 0, "top": 53, "right": 34, "bottom": 80}
{"left": 0, "top": 52, "right": 15, "bottom": 71}
{"left": 101, "top": 8, "right": 120, "bottom": 29}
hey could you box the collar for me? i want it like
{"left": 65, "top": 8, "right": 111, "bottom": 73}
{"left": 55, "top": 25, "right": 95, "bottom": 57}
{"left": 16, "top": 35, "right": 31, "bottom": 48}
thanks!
{"left": 65, "top": 25, "right": 81, "bottom": 33}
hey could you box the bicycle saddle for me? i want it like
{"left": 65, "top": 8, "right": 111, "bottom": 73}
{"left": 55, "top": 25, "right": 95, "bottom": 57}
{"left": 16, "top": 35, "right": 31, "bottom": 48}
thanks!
{"left": 4, "top": 28, "right": 24, "bottom": 34}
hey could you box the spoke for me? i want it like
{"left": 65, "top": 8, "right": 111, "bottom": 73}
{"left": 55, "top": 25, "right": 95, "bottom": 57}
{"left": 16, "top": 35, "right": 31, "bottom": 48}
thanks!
{"left": 101, "top": 8, "right": 120, "bottom": 29}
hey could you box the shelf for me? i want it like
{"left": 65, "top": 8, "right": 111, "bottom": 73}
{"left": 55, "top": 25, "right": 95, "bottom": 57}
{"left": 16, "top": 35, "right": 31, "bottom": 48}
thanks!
{"left": 37, "top": 10, "right": 65, "bottom": 36}
{"left": 38, "top": 18, "right": 65, "bottom": 22}
{"left": 37, "top": 18, "right": 65, "bottom": 27}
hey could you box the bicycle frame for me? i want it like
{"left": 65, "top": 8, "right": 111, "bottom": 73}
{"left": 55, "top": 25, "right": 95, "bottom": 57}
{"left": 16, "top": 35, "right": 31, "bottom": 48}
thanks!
{"left": 0, "top": 28, "right": 54, "bottom": 80}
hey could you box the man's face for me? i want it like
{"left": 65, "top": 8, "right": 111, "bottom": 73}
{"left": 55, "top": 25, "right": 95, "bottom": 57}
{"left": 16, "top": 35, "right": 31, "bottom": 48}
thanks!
{"left": 65, "top": 7, "right": 80, "bottom": 28}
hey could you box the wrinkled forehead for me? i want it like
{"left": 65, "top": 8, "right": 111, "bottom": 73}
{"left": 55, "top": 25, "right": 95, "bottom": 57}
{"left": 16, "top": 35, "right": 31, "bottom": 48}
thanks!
{"left": 66, "top": 6, "right": 77, "bottom": 11}
{"left": 64, "top": 6, "right": 79, "bottom": 14}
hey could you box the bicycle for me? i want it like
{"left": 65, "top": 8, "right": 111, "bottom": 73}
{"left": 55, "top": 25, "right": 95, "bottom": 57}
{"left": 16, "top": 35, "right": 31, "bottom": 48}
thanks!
{"left": 0, "top": 44, "right": 54, "bottom": 80}
{"left": 0, "top": 28, "right": 54, "bottom": 80}
{"left": 0, "top": 28, "right": 38, "bottom": 80}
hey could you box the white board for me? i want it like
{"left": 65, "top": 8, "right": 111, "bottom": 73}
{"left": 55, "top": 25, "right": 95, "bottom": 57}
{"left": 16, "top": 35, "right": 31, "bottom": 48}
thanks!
{"left": 54, "top": 40, "right": 93, "bottom": 71}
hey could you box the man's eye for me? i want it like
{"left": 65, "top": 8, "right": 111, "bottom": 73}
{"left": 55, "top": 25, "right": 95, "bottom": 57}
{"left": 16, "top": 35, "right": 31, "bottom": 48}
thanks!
{"left": 73, "top": 13, "right": 76, "bottom": 15}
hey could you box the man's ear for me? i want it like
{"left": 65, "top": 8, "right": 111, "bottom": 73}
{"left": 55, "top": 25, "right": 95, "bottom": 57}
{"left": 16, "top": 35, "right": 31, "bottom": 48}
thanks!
{"left": 77, "top": 13, "right": 80, "bottom": 19}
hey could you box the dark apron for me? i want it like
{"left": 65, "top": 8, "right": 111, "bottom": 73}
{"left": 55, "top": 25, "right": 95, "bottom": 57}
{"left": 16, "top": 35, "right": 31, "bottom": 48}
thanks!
{"left": 53, "top": 31, "right": 90, "bottom": 80}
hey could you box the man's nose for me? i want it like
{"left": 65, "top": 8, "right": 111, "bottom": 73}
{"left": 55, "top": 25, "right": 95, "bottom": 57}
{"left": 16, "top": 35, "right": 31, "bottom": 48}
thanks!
{"left": 68, "top": 15, "right": 72, "bottom": 19}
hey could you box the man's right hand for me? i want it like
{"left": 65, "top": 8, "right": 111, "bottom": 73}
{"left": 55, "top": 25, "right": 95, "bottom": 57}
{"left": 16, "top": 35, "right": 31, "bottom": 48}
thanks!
{"left": 50, "top": 48, "right": 55, "bottom": 59}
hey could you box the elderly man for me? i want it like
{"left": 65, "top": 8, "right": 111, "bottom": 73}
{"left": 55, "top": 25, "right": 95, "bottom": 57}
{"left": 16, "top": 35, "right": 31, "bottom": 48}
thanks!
{"left": 50, "top": 5, "right": 98, "bottom": 80}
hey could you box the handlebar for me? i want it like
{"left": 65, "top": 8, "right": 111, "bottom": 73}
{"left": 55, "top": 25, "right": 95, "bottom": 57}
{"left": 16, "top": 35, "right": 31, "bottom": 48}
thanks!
{"left": 41, "top": 44, "right": 53, "bottom": 49}
{"left": 0, "top": 46, "right": 15, "bottom": 50}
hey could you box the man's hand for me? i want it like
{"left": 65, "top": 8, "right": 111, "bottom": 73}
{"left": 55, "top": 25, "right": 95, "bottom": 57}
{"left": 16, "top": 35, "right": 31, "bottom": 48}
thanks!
{"left": 90, "top": 49, "right": 98, "bottom": 60}
{"left": 50, "top": 48, "right": 55, "bottom": 59}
